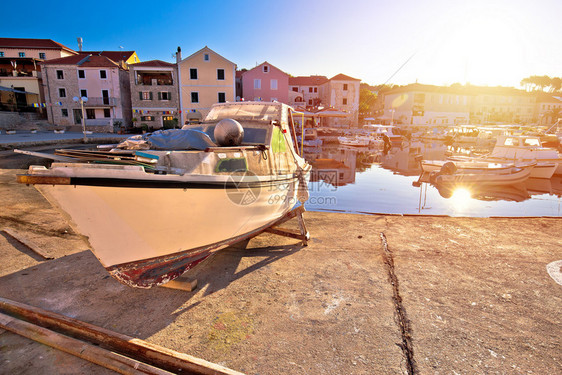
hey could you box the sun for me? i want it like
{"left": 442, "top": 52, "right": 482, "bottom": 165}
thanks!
{"left": 450, "top": 187, "right": 472, "bottom": 211}
{"left": 423, "top": 3, "right": 534, "bottom": 86}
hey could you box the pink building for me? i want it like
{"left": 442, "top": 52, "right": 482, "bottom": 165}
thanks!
{"left": 241, "top": 62, "right": 288, "bottom": 103}
{"left": 41, "top": 54, "right": 131, "bottom": 130}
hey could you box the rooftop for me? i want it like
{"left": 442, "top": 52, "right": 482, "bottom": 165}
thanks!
{"left": 41, "top": 54, "right": 121, "bottom": 68}
{"left": 0, "top": 37, "right": 76, "bottom": 54}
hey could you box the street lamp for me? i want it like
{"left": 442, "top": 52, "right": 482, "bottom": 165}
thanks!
{"left": 73, "top": 96, "right": 88, "bottom": 142}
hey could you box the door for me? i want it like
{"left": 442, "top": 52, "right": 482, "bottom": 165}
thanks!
{"left": 102, "top": 90, "right": 109, "bottom": 105}
{"left": 14, "top": 87, "right": 27, "bottom": 108}
{"left": 73, "top": 109, "right": 82, "bottom": 124}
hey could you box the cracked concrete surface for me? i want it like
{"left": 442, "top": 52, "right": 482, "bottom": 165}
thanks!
{"left": 1, "top": 165, "right": 561, "bottom": 374}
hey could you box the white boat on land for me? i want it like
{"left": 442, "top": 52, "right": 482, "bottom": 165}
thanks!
{"left": 420, "top": 160, "right": 533, "bottom": 186}
{"left": 16, "top": 102, "right": 311, "bottom": 288}
{"left": 449, "top": 135, "right": 561, "bottom": 179}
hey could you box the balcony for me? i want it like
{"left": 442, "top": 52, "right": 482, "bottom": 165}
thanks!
{"left": 0, "top": 70, "right": 40, "bottom": 78}
{"left": 135, "top": 72, "right": 174, "bottom": 86}
{"left": 80, "top": 97, "right": 117, "bottom": 107}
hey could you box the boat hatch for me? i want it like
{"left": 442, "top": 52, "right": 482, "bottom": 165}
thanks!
{"left": 215, "top": 158, "right": 247, "bottom": 172}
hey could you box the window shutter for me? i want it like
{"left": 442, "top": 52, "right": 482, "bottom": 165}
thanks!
{"left": 149, "top": 92, "right": 153, "bottom": 100}
{"left": 158, "top": 92, "right": 162, "bottom": 100}
{"left": 139, "top": 92, "right": 143, "bottom": 100}
{"left": 168, "top": 92, "right": 172, "bottom": 100}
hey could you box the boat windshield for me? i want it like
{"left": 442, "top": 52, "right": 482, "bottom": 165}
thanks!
{"left": 183, "top": 124, "right": 269, "bottom": 145}
{"left": 206, "top": 104, "right": 280, "bottom": 122}
{"left": 523, "top": 138, "right": 541, "bottom": 147}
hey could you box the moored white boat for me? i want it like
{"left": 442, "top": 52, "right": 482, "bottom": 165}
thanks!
{"left": 17, "top": 102, "right": 311, "bottom": 288}
{"left": 447, "top": 135, "right": 561, "bottom": 179}
{"left": 338, "top": 135, "right": 371, "bottom": 147}
{"left": 420, "top": 159, "right": 533, "bottom": 186}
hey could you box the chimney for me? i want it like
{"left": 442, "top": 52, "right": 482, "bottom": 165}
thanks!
{"left": 176, "top": 46, "right": 182, "bottom": 63}
{"left": 77, "top": 37, "right": 83, "bottom": 52}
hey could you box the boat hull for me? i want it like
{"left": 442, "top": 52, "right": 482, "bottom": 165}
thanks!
{"left": 434, "top": 166, "right": 531, "bottom": 186}
{"left": 35, "top": 174, "right": 307, "bottom": 288}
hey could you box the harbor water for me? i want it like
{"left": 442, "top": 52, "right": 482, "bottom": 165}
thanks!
{"left": 303, "top": 141, "right": 562, "bottom": 217}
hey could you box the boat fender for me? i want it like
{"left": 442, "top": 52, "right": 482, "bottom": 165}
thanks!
{"left": 214, "top": 118, "right": 244, "bottom": 147}
{"left": 439, "top": 161, "right": 457, "bottom": 175}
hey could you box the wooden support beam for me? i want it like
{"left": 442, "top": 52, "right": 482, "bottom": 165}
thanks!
{"left": 2, "top": 228, "right": 54, "bottom": 260}
{"left": 0, "top": 312, "right": 173, "bottom": 375}
{"left": 160, "top": 277, "right": 198, "bottom": 292}
{"left": 261, "top": 205, "right": 309, "bottom": 246}
{"left": 0, "top": 297, "right": 244, "bottom": 375}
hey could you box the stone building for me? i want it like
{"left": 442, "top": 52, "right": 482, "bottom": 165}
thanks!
{"left": 320, "top": 74, "right": 361, "bottom": 127}
{"left": 129, "top": 60, "right": 179, "bottom": 130}
{"left": 41, "top": 54, "right": 131, "bottom": 130}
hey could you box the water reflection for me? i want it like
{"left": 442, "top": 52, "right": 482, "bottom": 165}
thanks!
{"left": 303, "top": 139, "right": 562, "bottom": 216}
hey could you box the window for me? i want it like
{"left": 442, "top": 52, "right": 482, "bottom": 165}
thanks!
{"left": 309, "top": 87, "right": 313, "bottom": 93}
{"left": 39, "top": 52, "right": 46, "bottom": 59}
{"left": 308, "top": 99, "right": 313, "bottom": 105}
{"left": 100, "top": 70, "right": 107, "bottom": 79}
{"left": 58, "top": 88, "right": 66, "bottom": 98}
{"left": 270, "top": 79, "right": 278, "bottom": 90}
{"left": 314, "top": 87, "right": 317, "bottom": 93}
{"left": 343, "top": 84, "right": 348, "bottom": 91}
{"left": 292, "top": 87, "right": 298, "bottom": 92}
{"left": 102, "top": 90, "right": 109, "bottom": 105}
{"left": 218, "top": 92, "right": 226, "bottom": 103}
{"left": 163, "top": 116, "right": 173, "bottom": 121}
{"left": 254, "top": 79, "right": 261, "bottom": 89}
{"left": 61, "top": 109, "right": 68, "bottom": 117}
{"left": 103, "top": 108, "right": 111, "bottom": 118}
{"left": 217, "top": 69, "right": 225, "bottom": 80}
{"left": 19, "top": 52, "right": 25, "bottom": 57}
{"left": 78, "top": 70, "right": 85, "bottom": 79}
{"left": 86, "top": 109, "right": 96, "bottom": 119}
{"left": 158, "top": 92, "right": 171, "bottom": 100}
{"left": 191, "top": 92, "right": 199, "bottom": 103}
{"left": 0, "top": 52, "right": 4, "bottom": 57}
{"left": 204, "top": 53, "right": 210, "bottom": 61}
{"left": 141, "top": 116, "right": 154, "bottom": 121}
{"left": 263, "top": 65, "right": 269, "bottom": 73}
{"left": 140, "top": 92, "right": 152, "bottom": 100}
{"left": 190, "top": 68, "right": 198, "bottom": 80}
{"left": 343, "top": 98, "right": 348, "bottom": 105}
{"left": 80, "top": 89, "right": 88, "bottom": 98}
{"left": 56, "top": 70, "right": 64, "bottom": 79}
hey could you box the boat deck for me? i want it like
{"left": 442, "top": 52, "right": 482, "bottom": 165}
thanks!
{"left": 0, "top": 167, "right": 561, "bottom": 374}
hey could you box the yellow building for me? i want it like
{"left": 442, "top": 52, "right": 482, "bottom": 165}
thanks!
{"left": 0, "top": 38, "right": 77, "bottom": 111}
{"left": 177, "top": 46, "right": 236, "bottom": 124}
{"left": 81, "top": 51, "right": 140, "bottom": 65}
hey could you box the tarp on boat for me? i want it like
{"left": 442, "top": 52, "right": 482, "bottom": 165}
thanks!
{"left": 117, "top": 129, "right": 216, "bottom": 150}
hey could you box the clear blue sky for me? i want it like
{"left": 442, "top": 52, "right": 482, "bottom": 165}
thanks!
{"left": 3, "top": 0, "right": 561, "bottom": 88}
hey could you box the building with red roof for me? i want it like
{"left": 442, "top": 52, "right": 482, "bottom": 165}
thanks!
{"left": 129, "top": 60, "right": 179, "bottom": 129}
{"left": 0, "top": 38, "right": 78, "bottom": 113}
{"left": 41, "top": 54, "right": 132, "bottom": 129}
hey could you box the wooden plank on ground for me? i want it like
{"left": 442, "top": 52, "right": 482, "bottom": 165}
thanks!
{"left": 0, "top": 312, "right": 173, "bottom": 375}
{"left": 0, "top": 297, "right": 244, "bottom": 375}
{"left": 2, "top": 228, "right": 54, "bottom": 260}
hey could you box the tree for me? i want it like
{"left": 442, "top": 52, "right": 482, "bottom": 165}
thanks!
{"left": 359, "top": 88, "right": 377, "bottom": 114}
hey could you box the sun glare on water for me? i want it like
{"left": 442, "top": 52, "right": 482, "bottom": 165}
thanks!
{"left": 450, "top": 188, "right": 473, "bottom": 211}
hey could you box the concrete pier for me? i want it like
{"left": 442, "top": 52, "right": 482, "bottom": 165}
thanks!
{"left": 0, "top": 166, "right": 561, "bottom": 374}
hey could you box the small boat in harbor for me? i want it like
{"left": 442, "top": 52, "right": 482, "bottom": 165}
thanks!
{"left": 338, "top": 135, "right": 371, "bottom": 147}
{"left": 419, "top": 160, "right": 533, "bottom": 186}
{"left": 16, "top": 102, "right": 311, "bottom": 288}
{"left": 449, "top": 134, "right": 561, "bottom": 179}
